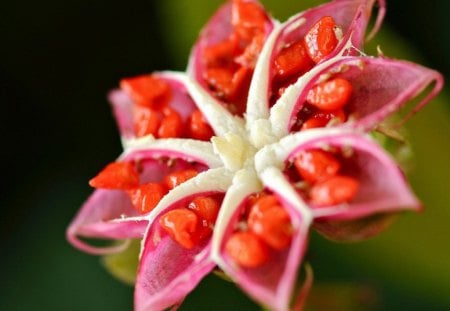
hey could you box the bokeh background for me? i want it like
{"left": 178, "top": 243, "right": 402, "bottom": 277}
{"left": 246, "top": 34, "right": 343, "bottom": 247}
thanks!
{"left": 1, "top": 0, "right": 449, "bottom": 310}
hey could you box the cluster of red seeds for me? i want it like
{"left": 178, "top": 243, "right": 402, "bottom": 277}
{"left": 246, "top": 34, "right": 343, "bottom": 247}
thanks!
{"left": 291, "top": 149, "right": 359, "bottom": 206}
{"left": 89, "top": 160, "right": 223, "bottom": 249}
{"left": 271, "top": 16, "right": 354, "bottom": 131}
{"left": 296, "top": 77, "right": 352, "bottom": 131}
{"left": 271, "top": 16, "right": 341, "bottom": 105}
{"left": 201, "top": 0, "right": 270, "bottom": 115}
{"left": 89, "top": 161, "right": 200, "bottom": 214}
{"left": 121, "top": 75, "right": 214, "bottom": 141}
{"left": 225, "top": 192, "right": 293, "bottom": 268}
{"left": 158, "top": 195, "right": 222, "bottom": 249}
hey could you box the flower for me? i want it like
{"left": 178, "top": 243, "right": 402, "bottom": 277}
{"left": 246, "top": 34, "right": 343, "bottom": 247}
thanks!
{"left": 67, "top": 0, "right": 443, "bottom": 310}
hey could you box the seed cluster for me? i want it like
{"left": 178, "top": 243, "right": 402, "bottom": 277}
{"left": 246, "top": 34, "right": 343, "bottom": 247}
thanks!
{"left": 271, "top": 16, "right": 341, "bottom": 105}
{"left": 201, "top": 0, "right": 270, "bottom": 115}
{"left": 225, "top": 192, "right": 293, "bottom": 268}
{"left": 290, "top": 149, "right": 359, "bottom": 206}
{"left": 90, "top": 161, "right": 202, "bottom": 214}
{"left": 121, "top": 75, "right": 214, "bottom": 141}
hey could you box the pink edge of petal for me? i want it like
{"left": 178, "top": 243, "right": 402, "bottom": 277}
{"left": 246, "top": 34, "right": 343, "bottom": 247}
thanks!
{"left": 287, "top": 132, "right": 421, "bottom": 222}
{"left": 365, "top": 0, "right": 386, "bottom": 42}
{"left": 218, "top": 197, "right": 310, "bottom": 311}
{"left": 66, "top": 188, "right": 147, "bottom": 255}
{"left": 292, "top": 264, "right": 314, "bottom": 311}
{"left": 109, "top": 89, "right": 134, "bottom": 140}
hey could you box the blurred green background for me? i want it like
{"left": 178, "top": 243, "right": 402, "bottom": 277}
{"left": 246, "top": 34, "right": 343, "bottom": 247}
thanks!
{"left": 1, "top": 0, "right": 449, "bottom": 310}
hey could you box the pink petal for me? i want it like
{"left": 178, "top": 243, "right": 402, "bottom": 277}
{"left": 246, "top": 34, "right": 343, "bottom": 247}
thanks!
{"left": 278, "top": 56, "right": 443, "bottom": 135}
{"left": 272, "top": 0, "right": 380, "bottom": 61}
{"left": 135, "top": 168, "right": 231, "bottom": 311}
{"left": 67, "top": 142, "right": 217, "bottom": 255}
{"left": 284, "top": 129, "right": 422, "bottom": 241}
{"left": 212, "top": 171, "right": 311, "bottom": 311}
{"left": 135, "top": 228, "right": 215, "bottom": 311}
{"left": 248, "top": 0, "right": 383, "bottom": 120}
{"left": 109, "top": 72, "right": 198, "bottom": 141}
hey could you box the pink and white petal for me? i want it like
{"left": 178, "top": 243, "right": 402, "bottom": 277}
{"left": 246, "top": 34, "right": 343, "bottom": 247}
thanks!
{"left": 187, "top": 0, "right": 275, "bottom": 111}
{"left": 109, "top": 71, "right": 199, "bottom": 143}
{"left": 135, "top": 168, "right": 232, "bottom": 311}
{"left": 212, "top": 168, "right": 312, "bottom": 311}
{"left": 175, "top": 73, "right": 246, "bottom": 137}
{"left": 256, "top": 128, "right": 421, "bottom": 242}
{"left": 246, "top": 0, "right": 383, "bottom": 121}
{"left": 67, "top": 139, "right": 221, "bottom": 255}
{"left": 270, "top": 56, "right": 443, "bottom": 137}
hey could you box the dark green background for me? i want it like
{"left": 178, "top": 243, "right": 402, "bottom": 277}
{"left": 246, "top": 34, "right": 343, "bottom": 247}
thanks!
{"left": 1, "top": 1, "right": 449, "bottom": 310}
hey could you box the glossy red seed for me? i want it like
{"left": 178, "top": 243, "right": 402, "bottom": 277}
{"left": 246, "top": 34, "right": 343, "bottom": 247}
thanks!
{"left": 310, "top": 175, "right": 359, "bottom": 206}
{"left": 231, "top": 0, "right": 267, "bottom": 41}
{"left": 188, "top": 110, "right": 214, "bottom": 141}
{"left": 248, "top": 196, "right": 292, "bottom": 250}
{"left": 133, "top": 106, "right": 161, "bottom": 137}
{"left": 306, "top": 78, "right": 352, "bottom": 111}
{"left": 294, "top": 149, "right": 340, "bottom": 183}
{"left": 127, "top": 182, "right": 167, "bottom": 214}
{"left": 300, "top": 108, "right": 346, "bottom": 130}
{"left": 163, "top": 169, "right": 199, "bottom": 190}
{"left": 204, "top": 67, "right": 235, "bottom": 98}
{"left": 304, "top": 16, "right": 338, "bottom": 63}
{"left": 188, "top": 196, "right": 221, "bottom": 225}
{"left": 157, "top": 107, "right": 184, "bottom": 138}
{"left": 247, "top": 195, "right": 278, "bottom": 222}
{"left": 225, "top": 231, "right": 269, "bottom": 268}
{"left": 235, "top": 33, "right": 264, "bottom": 69}
{"left": 120, "top": 75, "right": 172, "bottom": 109}
{"left": 203, "top": 34, "right": 240, "bottom": 67}
{"left": 89, "top": 162, "right": 139, "bottom": 190}
{"left": 229, "top": 66, "right": 252, "bottom": 101}
{"left": 159, "top": 208, "right": 199, "bottom": 249}
{"left": 274, "top": 40, "right": 314, "bottom": 80}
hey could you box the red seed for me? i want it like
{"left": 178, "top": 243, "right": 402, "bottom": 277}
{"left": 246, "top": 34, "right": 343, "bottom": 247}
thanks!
{"left": 120, "top": 75, "right": 172, "bottom": 109}
{"left": 225, "top": 231, "right": 269, "bottom": 268}
{"left": 248, "top": 198, "right": 292, "bottom": 250}
{"left": 274, "top": 40, "right": 314, "bottom": 80}
{"left": 157, "top": 107, "right": 184, "bottom": 138}
{"left": 188, "top": 110, "right": 214, "bottom": 141}
{"left": 229, "top": 66, "right": 252, "bottom": 101}
{"left": 310, "top": 175, "right": 359, "bottom": 206}
{"left": 300, "top": 108, "right": 346, "bottom": 130}
{"left": 304, "top": 16, "right": 338, "bottom": 63}
{"left": 231, "top": 0, "right": 267, "bottom": 41}
{"left": 89, "top": 162, "right": 139, "bottom": 190}
{"left": 306, "top": 78, "right": 352, "bottom": 111}
{"left": 204, "top": 67, "right": 235, "bottom": 99}
{"left": 188, "top": 196, "right": 221, "bottom": 225}
{"left": 163, "top": 169, "right": 199, "bottom": 190}
{"left": 127, "top": 182, "right": 167, "bottom": 214}
{"left": 203, "top": 34, "right": 240, "bottom": 67}
{"left": 159, "top": 208, "right": 199, "bottom": 249}
{"left": 247, "top": 195, "right": 279, "bottom": 222}
{"left": 235, "top": 33, "right": 264, "bottom": 68}
{"left": 294, "top": 149, "right": 340, "bottom": 183}
{"left": 133, "top": 106, "right": 161, "bottom": 137}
